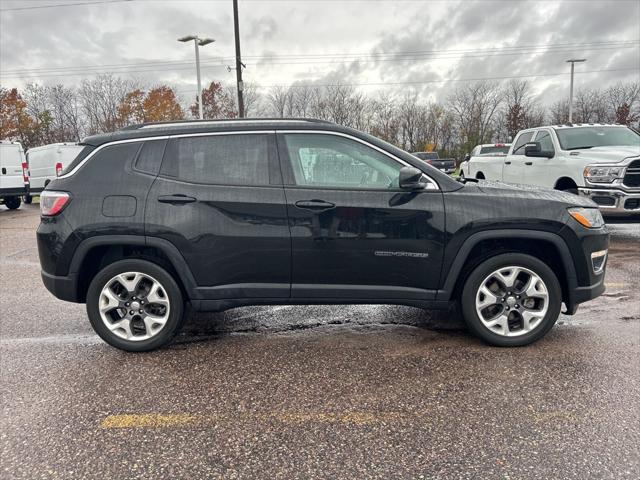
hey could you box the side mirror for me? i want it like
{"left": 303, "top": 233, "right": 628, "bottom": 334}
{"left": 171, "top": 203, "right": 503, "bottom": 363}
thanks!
{"left": 524, "top": 142, "right": 553, "bottom": 158}
{"left": 399, "top": 166, "right": 427, "bottom": 190}
{"left": 463, "top": 154, "right": 471, "bottom": 162}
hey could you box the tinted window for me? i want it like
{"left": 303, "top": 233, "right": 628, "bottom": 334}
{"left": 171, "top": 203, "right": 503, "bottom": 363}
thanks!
{"left": 535, "top": 131, "right": 555, "bottom": 153}
{"left": 414, "top": 152, "right": 439, "bottom": 160}
{"left": 479, "top": 145, "right": 510, "bottom": 155}
{"left": 162, "top": 134, "right": 270, "bottom": 185}
{"left": 283, "top": 133, "right": 402, "bottom": 189}
{"left": 512, "top": 132, "right": 534, "bottom": 155}
{"left": 135, "top": 139, "right": 167, "bottom": 175}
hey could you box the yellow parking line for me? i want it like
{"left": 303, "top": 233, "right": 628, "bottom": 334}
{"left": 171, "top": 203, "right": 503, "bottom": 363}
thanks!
{"left": 100, "top": 411, "right": 404, "bottom": 429}
{"left": 100, "top": 413, "right": 198, "bottom": 429}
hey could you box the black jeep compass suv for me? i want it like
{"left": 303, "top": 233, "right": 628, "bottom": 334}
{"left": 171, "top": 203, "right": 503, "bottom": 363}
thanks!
{"left": 37, "top": 119, "right": 609, "bottom": 351}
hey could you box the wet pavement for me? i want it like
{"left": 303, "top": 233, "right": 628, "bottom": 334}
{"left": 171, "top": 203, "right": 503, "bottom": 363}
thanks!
{"left": 1, "top": 204, "right": 639, "bottom": 479}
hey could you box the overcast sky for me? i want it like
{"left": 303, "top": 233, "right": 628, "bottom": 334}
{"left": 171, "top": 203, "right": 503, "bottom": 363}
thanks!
{"left": 1, "top": 0, "right": 639, "bottom": 106}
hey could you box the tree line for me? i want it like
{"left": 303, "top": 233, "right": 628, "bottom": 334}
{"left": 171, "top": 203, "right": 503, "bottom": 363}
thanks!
{"left": 1, "top": 74, "right": 638, "bottom": 157}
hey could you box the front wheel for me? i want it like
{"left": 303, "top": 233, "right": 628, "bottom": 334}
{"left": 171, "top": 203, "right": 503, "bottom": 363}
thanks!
{"left": 460, "top": 253, "right": 562, "bottom": 347}
{"left": 86, "top": 259, "right": 184, "bottom": 352}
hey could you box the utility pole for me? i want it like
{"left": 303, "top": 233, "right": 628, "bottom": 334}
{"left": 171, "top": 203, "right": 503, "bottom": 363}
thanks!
{"left": 233, "top": 0, "right": 245, "bottom": 118}
{"left": 178, "top": 35, "right": 215, "bottom": 120}
{"left": 566, "top": 58, "right": 586, "bottom": 123}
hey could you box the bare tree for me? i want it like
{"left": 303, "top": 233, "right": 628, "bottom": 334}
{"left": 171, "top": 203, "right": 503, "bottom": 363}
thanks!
{"left": 266, "top": 85, "right": 293, "bottom": 118}
{"left": 574, "top": 88, "right": 608, "bottom": 123}
{"left": 502, "top": 80, "right": 545, "bottom": 139}
{"left": 79, "top": 74, "right": 137, "bottom": 134}
{"left": 448, "top": 81, "right": 503, "bottom": 151}
{"left": 606, "top": 82, "right": 640, "bottom": 126}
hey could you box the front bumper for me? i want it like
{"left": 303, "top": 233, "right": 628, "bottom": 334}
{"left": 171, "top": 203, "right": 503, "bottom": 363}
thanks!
{"left": 578, "top": 187, "right": 640, "bottom": 217}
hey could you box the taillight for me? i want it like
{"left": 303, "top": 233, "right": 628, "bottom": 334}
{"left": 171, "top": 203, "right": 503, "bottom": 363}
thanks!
{"left": 55, "top": 162, "right": 63, "bottom": 177}
{"left": 40, "top": 191, "right": 71, "bottom": 216}
{"left": 426, "top": 160, "right": 433, "bottom": 164}
{"left": 22, "top": 162, "right": 29, "bottom": 185}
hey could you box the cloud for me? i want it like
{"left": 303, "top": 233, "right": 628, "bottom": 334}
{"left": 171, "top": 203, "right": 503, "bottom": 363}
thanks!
{"left": 1, "top": 0, "right": 638, "bottom": 107}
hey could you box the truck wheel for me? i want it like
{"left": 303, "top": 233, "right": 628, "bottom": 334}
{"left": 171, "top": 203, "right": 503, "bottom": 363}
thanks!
{"left": 86, "top": 259, "right": 185, "bottom": 352}
{"left": 461, "top": 253, "right": 561, "bottom": 347}
{"left": 4, "top": 197, "right": 21, "bottom": 210}
{"left": 23, "top": 195, "right": 33, "bottom": 204}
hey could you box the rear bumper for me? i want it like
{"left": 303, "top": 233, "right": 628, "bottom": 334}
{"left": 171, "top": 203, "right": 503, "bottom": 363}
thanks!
{"left": 578, "top": 187, "right": 640, "bottom": 218}
{"left": 0, "top": 186, "right": 28, "bottom": 197}
{"left": 41, "top": 270, "right": 80, "bottom": 303}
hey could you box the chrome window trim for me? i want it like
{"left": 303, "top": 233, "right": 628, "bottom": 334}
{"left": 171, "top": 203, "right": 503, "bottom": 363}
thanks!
{"left": 57, "top": 129, "right": 439, "bottom": 191}
{"left": 57, "top": 136, "right": 169, "bottom": 179}
{"left": 278, "top": 129, "right": 439, "bottom": 190}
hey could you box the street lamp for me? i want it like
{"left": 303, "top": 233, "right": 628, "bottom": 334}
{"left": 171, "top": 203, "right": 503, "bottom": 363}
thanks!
{"left": 178, "top": 35, "right": 215, "bottom": 120}
{"left": 566, "top": 58, "right": 586, "bottom": 123}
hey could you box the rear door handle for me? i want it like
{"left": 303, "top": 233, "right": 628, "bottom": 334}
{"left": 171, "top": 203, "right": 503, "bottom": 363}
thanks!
{"left": 295, "top": 200, "right": 336, "bottom": 211}
{"left": 158, "top": 194, "right": 197, "bottom": 204}
{"left": 504, "top": 161, "right": 512, "bottom": 165}
{"left": 525, "top": 161, "right": 533, "bottom": 166}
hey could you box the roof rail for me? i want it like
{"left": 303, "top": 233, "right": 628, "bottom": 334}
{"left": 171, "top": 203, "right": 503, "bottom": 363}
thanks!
{"left": 121, "top": 118, "right": 334, "bottom": 130}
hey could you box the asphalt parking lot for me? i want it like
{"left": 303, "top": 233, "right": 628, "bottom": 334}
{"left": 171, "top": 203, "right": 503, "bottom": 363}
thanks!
{"left": 1, "top": 204, "right": 639, "bottom": 479}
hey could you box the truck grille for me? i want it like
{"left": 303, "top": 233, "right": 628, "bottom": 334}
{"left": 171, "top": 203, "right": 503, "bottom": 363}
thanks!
{"left": 623, "top": 159, "right": 640, "bottom": 188}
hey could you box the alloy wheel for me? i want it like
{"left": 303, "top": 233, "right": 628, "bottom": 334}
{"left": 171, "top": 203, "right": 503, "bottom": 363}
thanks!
{"left": 98, "top": 272, "right": 171, "bottom": 341}
{"left": 475, "top": 266, "right": 549, "bottom": 337}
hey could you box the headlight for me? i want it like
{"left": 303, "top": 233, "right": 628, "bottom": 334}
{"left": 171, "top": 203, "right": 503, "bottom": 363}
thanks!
{"left": 583, "top": 165, "right": 624, "bottom": 183}
{"left": 568, "top": 207, "right": 605, "bottom": 229}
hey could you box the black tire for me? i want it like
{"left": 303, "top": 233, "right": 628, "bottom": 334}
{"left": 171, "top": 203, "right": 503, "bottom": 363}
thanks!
{"left": 86, "top": 259, "right": 184, "bottom": 352}
{"left": 23, "top": 195, "right": 33, "bottom": 204}
{"left": 4, "top": 196, "right": 21, "bottom": 210}
{"left": 460, "top": 253, "right": 562, "bottom": 347}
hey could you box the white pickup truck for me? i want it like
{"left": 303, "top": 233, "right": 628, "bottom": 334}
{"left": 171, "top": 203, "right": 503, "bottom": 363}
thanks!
{"left": 467, "top": 124, "right": 640, "bottom": 218}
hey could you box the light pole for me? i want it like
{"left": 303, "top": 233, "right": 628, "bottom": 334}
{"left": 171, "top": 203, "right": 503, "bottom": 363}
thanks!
{"left": 566, "top": 58, "right": 586, "bottom": 123}
{"left": 178, "top": 35, "right": 215, "bottom": 120}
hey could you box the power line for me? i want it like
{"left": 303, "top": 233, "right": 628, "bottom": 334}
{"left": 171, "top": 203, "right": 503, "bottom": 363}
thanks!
{"left": 2, "top": 40, "right": 636, "bottom": 76}
{"left": 2, "top": 43, "right": 637, "bottom": 79}
{"left": 0, "top": 0, "right": 135, "bottom": 12}
{"left": 175, "top": 67, "right": 640, "bottom": 92}
{"left": 248, "top": 67, "right": 640, "bottom": 89}
{"left": 240, "top": 40, "right": 640, "bottom": 60}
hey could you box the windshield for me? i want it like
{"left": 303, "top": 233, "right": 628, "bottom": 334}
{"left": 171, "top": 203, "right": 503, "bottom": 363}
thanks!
{"left": 479, "top": 145, "right": 510, "bottom": 155}
{"left": 555, "top": 126, "right": 640, "bottom": 150}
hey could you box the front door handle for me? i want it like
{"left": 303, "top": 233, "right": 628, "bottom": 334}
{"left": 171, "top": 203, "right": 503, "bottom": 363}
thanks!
{"left": 295, "top": 199, "right": 336, "bottom": 211}
{"left": 525, "top": 161, "right": 533, "bottom": 166}
{"left": 158, "top": 194, "right": 197, "bottom": 204}
{"left": 504, "top": 161, "right": 512, "bottom": 165}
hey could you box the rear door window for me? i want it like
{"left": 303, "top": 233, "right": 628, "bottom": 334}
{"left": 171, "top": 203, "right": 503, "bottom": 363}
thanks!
{"left": 161, "top": 134, "right": 271, "bottom": 185}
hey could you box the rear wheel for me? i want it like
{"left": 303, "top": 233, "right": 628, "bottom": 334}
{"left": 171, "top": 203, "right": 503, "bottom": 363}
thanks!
{"left": 86, "top": 259, "right": 184, "bottom": 352}
{"left": 461, "top": 253, "right": 561, "bottom": 346}
{"left": 4, "top": 196, "right": 21, "bottom": 210}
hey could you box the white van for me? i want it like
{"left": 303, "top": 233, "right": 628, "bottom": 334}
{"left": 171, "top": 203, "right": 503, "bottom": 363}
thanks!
{"left": 25, "top": 143, "right": 84, "bottom": 203}
{"left": 0, "top": 141, "right": 29, "bottom": 210}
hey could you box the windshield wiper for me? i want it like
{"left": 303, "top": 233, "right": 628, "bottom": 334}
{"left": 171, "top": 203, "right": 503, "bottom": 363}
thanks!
{"left": 566, "top": 146, "right": 594, "bottom": 150}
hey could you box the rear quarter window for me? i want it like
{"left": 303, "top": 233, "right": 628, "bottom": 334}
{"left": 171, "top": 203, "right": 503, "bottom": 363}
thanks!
{"left": 134, "top": 139, "right": 167, "bottom": 175}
